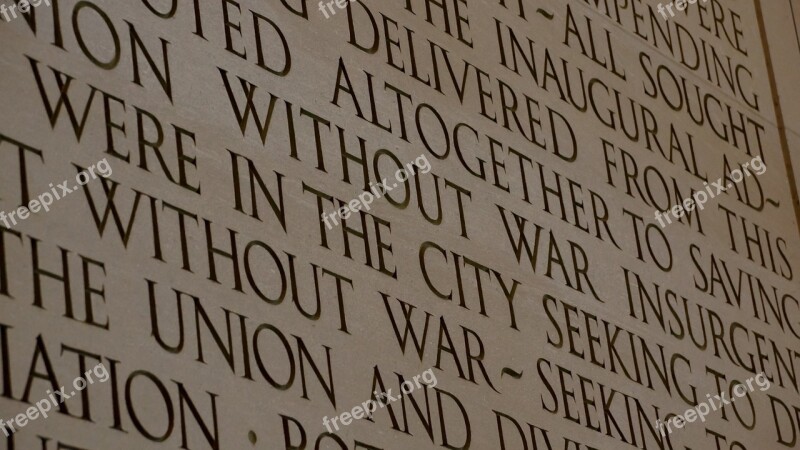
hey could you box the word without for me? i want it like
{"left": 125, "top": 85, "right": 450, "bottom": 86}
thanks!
{"left": 656, "top": 372, "right": 771, "bottom": 436}
{"left": 654, "top": 155, "right": 766, "bottom": 228}
{"left": 321, "top": 154, "right": 431, "bottom": 230}
{"left": 1, "top": 363, "right": 110, "bottom": 436}
{"left": 318, "top": 0, "right": 358, "bottom": 19}
{"left": 657, "top": 0, "right": 708, "bottom": 20}
{"left": 0, "top": 158, "right": 112, "bottom": 229}
{"left": 322, "top": 368, "right": 437, "bottom": 432}
{"left": 0, "top": 0, "right": 50, "bottom": 22}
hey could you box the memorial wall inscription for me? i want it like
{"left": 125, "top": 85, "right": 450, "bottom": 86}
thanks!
{"left": 0, "top": 0, "right": 799, "bottom": 449}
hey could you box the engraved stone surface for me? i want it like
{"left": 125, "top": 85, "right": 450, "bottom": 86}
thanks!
{"left": 0, "top": 0, "right": 799, "bottom": 449}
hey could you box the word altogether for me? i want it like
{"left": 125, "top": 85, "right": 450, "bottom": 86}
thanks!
{"left": 321, "top": 154, "right": 431, "bottom": 230}
{"left": 318, "top": 0, "right": 358, "bottom": 19}
{"left": 654, "top": 155, "right": 766, "bottom": 228}
{"left": 657, "top": 0, "right": 708, "bottom": 20}
{"left": 0, "top": 158, "right": 112, "bottom": 229}
{"left": 656, "top": 372, "right": 771, "bottom": 436}
{"left": 322, "top": 368, "right": 438, "bottom": 432}
{"left": 1, "top": 363, "right": 110, "bottom": 436}
{"left": 0, "top": 0, "right": 50, "bottom": 22}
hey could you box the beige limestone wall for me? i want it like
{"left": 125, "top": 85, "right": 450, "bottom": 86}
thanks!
{"left": 0, "top": 0, "right": 799, "bottom": 449}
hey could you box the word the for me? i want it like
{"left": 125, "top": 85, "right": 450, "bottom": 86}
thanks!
{"left": 1, "top": 363, "right": 110, "bottom": 436}
{"left": 321, "top": 154, "right": 431, "bottom": 230}
{"left": 654, "top": 155, "right": 766, "bottom": 227}
{"left": 657, "top": 0, "right": 708, "bottom": 20}
{"left": 656, "top": 372, "right": 771, "bottom": 436}
{"left": 0, "top": 0, "right": 50, "bottom": 22}
{"left": 318, "top": 0, "right": 357, "bottom": 19}
{"left": 0, "top": 158, "right": 112, "bottom": 229}
{"left": 322, "top": 368, "right": 437, "bottom": 432}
